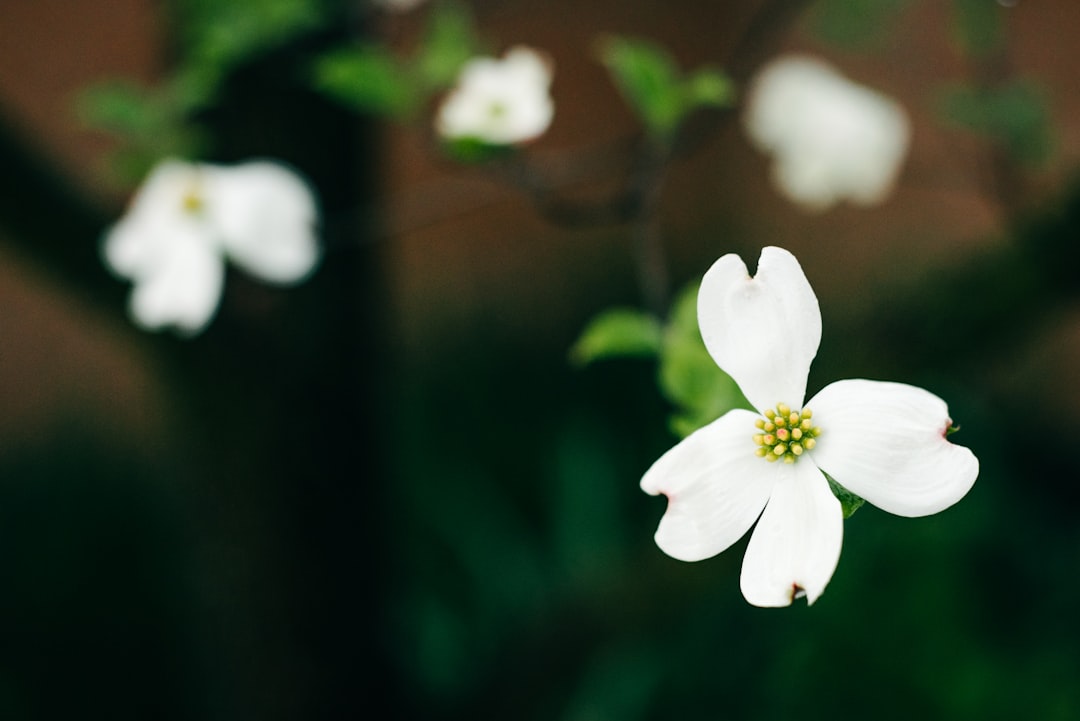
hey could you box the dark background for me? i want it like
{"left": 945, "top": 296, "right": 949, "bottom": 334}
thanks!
{"left": 1, "top": 1, "right": 1079, "bottom": 719}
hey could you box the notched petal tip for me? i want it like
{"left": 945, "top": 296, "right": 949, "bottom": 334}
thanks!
{"left": 807, "top": 379, "right": 980, "bottom": 517}
{"left": 697, "top": 246, "right": 822, "bottom": 413}
{"left": 739, "top": 464, "right": 842, "bottom": 608}
{"left": 641, "top": 410, "right": 777, "bottom": 564}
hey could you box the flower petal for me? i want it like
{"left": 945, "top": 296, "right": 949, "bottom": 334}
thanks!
{"left": 739, "top": 462, "right": 842, "bottom": 607}
{"left": 208, "top": 162, "right": 321, "bottom": 284}
{"left": 102, "top": 160, "right": 202, "bottom": 279}
{"left": 641, "top": 409, "right": 779, "bottom": 562}
{"left": 697, "top": 247, "right": 821, "bottom": 413}
{"left": 103, "top": 214, "right": 161, "bottom": 279}
{"left": 128, "top": 229, "right": 224, "bottom": 335}
{"left": 806, "top": 379, "right": 979, "bottom": 517}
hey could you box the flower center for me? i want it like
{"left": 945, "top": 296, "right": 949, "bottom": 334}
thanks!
{"left": 752, "top": 403, "right": 821, "bottom": 464}
{"left": 181, "top": 186, "right": 204, "bottom": 214}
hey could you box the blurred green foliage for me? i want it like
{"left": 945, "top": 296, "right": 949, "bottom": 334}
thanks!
{"left": 314, "top": 1, "right": 483, "bottom": 117}
{"left": 939, "top": 80, "right": 1054, "bottom": 165}
{"left": 569, "top": 308, "right": 663, "bottom": 365}
{"left": 597, "top": 36, "right": 735, "bottom": 143}
{"left": 76, "top": 81, "right": 206, "bottom": 182}
{"left": 571, "top": 282, "right": 747, "bottom": 439}
{"left": 79, "top": 0, "right": 333, "bottom": 182}
{"left": 177, "top": 0, "right": 325, "bottom": 74}
{"left": 809, "top": 0, "right": 912, "bottom": 48}
{"left": 315, "top": 45, "right": 420, "bottom": 116}
{"left": 950, "top": 0, "right": 1006, "bottom": 58}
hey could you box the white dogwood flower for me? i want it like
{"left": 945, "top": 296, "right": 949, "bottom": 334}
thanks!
{"left": 103, "top": 159, "right": 320, "bottom": 335}
{"left": 435, "top": 46, "right": 554, "bottom": 145}
{"left": 744, "top": 55, "right": 910, "bottom": 211}
{"left": 641, "top": 247, "right": 978, "bottom": 607}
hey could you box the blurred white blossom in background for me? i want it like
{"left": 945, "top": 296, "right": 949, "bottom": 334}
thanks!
{"left": 436, "top": 46, "right": 555, "bottom": 145}
{"left": 743, "top": 55, "right": 911, "bottom": 212}
{"left": 102, "top": 159, "right": 321, "bottom": 335}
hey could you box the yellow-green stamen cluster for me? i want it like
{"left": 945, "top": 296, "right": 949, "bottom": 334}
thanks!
{"left": 181, "top": 172, "right": 206, "bottom": 215}
{"left": 181, "top": 187, "right": 204, "bottom": 214}
{"left": 752, "top": 403, "right": 821, "bottom": 464}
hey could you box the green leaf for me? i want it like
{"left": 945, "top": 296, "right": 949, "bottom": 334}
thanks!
{"left": 824, "top": 472, "right": 866, "bottom": 519}
{"left": 314, "top": 1, "right": 481, "bottom": 118}
{"left": 77, "top": 81, "right": 166, "bottom": 136}
{"left": 570, "top": 283, "right": 750, "bottom": 438}
{"left": 951, "top": 0, "right": 1004, "bottom": 58}
{"left": 938, "top": 81, "right": 1053, "bottom": 165}
{"left": 658, "top": 283, "right": 748, "bottom": 437}
{"left": 314, "top": 46, "right": 419, "bottom": 117}
{"left": 77, "top": 81, "right": 204, "bottom": 182}
{"left": 414, "top": 0, "right": 483, "bottom": 90}
{"left": 810, "top": 0, "right": 912, "bottom": 48}
{"left": 598, "top": 36, "right": 734, "bottom": 141}
{"left": 569, "top": 308, "right": 663, "bottom": 367}
{"left": 685, "top": 67, "right": 735, "bottom": 108}
{"left": 163, "top": 0, "right": 327, "bottom": 110}
{"left": 180, "top": 0, "right": 325, "bottom": 70}
{"left": 598, "top": 36, "right": 681, "bottom": 137}
{"left": 439, "top": 137, "right": 517, "bottom": 164}
{"left": 659, "top": 329, "right": 740, "bottom": 433}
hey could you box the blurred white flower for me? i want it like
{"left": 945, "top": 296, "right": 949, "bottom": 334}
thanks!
{"left": 103, "top": 159, "right": 320, "bottom": 335}
{"left": 744, "top": 55, "right": 911, "bottom": 211}
{"left": 641, "top": 247, "right": 978, "bottom": 607}
{"left": 435, "top": 46, "right": 554, "bottom": 145}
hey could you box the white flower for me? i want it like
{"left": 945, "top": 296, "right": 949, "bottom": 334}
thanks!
{"left": 435, "top": 46, "right": 554, "bottom": 145}
{"left": 641, "top": 247, "right": 978, "bottom": 607}
{"left": 103, "top": 159, "right": 320, "bottom": 335}
{"left": 743, "top": 55, "right": 911, "bottom": 211}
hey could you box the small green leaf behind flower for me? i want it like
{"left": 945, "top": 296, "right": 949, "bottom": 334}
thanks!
{"left": 658, "top": 284, "right": 747, "bottom": 438}
{"left": 570, "top": 283, "right": 746, "bottom": 438}
{"left": 824, "top": 472, "right": 866, "bottom": 519}
{"left": 569, "top": 308, "right": 663, "bottom": 367}
{"left": 597, "top": 35, "right": 735, "bottom": 142}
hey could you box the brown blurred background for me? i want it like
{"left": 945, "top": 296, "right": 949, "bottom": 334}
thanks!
{"left": 4, "top": 0, "right": 1080, "bottom": 440}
